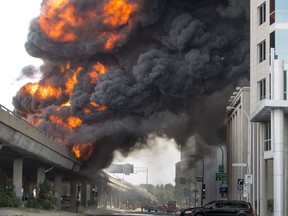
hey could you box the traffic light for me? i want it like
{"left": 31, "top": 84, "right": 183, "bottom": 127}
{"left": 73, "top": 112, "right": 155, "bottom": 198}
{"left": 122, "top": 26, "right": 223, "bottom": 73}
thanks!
{"left": 92, "top": 187, "right": 96, "bottom": 193}
{"left": 124, "top": 163, "right": 131, "bottom": 175}
{"left": 202, "top": 184, "right": 206, "bottom": 199}
{"left": 77, "top": 185, "right": 82, "bottom": 192}
{"left": 180, "top": 177, "right": 186, "bottom": 184}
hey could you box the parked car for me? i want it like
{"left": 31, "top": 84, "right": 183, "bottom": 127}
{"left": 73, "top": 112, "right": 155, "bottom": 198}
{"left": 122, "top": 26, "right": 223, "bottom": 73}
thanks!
{"left": 180, "top": 200, "right": 254, "bottom": 216}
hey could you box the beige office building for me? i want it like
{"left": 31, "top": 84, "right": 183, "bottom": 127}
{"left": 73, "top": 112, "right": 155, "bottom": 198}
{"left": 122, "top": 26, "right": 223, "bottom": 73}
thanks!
{"left": 227, "top": 1, "right": 288, "bottom": 216}
{"left": 226, "top": 87, "right": 251, "bottom": 201}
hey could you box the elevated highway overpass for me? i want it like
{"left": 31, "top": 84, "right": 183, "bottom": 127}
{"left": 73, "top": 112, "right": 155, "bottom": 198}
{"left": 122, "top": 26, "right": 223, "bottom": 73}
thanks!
{"left": 0, "top": 105, "right": 153, "bottom": 211}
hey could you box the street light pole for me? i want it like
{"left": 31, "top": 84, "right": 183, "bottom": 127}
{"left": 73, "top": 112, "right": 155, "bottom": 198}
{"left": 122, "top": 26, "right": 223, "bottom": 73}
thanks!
{"left": 214, "top": 144, "right": 224, "bottom": 198}
{"left": 191, "top": 155, "right": 204, "bottom": 206}
{"left": 217, "top": 144, "right": 224, "bottom": 167}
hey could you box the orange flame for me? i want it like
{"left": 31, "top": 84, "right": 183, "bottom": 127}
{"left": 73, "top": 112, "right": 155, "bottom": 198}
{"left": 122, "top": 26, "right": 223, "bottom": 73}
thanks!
{"left": 103, "top": 0, "right": 138, "bottom": 27}
{"left": 88, "top": 62, "right": 107, "bottom": 83}
{"left": 48, "top": 114, "right": 82, "bottom": 130}
{"left": 65, "top": 66, "right": 83, "bottom": 95}
{"left": 67, "top": 116, "right": 82, "bottom": 128}
{"left": 83, "top": 101, "right": 107, "bottom": 114}
{"left": 26, "top": 115, "right": 43, "bottom": 126}
{"left": 104, "top": 33, "right": 120, "bottom": 50}
{"left": 72, "top": 143, "right": 93, "bottom": 160}
{"left": 90, "top": 101, "right": 107, "bottom": 111}
{"left": 38, "top": 0, "right": 80, "bottom": 42}
{"left": 20, "top": 83, "right": 62, "bottom": 100}
{"left": 37, "top": 0, "right": 139, "bottom": 50}
{"left": 49, "top": 115, "right": 66, "bottom": 127}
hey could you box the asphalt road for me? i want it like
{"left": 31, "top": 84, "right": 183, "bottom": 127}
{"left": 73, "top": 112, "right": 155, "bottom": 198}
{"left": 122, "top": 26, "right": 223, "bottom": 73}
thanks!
{"left": 0, "top": 208, "right": 180, "bottom": 216}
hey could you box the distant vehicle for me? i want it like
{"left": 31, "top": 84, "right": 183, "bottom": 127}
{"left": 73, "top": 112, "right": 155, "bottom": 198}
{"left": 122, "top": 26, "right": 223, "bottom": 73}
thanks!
{"left": 61, "top": 196, "right": 70, "bottom": 209}
{"left": 167, "top": 200, "right": 177, "bottom": 213}
{"left": 180, "top": 200, "right": 254, "bottom": 216}
{"left": 147, "top": 203, "right": 159, "bottom": 212}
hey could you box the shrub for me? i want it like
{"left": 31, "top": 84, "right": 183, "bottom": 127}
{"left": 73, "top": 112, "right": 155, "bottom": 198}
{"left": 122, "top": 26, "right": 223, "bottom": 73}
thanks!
{"left": 0, "top": 175, "right": 21, "bottom": 207}
{"left": 37, "top": 180, "right": 55, "bottom": 210}
{"left": 267, "top": 199, "right": 273, "bottom": 213}
{"left": 26, "top": 197, "right": 41, "bottom": 208}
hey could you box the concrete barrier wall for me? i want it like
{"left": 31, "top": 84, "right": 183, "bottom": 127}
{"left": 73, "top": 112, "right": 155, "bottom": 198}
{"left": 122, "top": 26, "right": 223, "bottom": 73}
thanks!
{"left": 0, "top": 105, "right": 80, "bottom": 171}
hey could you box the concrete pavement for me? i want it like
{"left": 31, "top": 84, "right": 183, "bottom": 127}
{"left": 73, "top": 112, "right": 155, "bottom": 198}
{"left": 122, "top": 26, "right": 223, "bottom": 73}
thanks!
{"left": 0, "top": 207, "right": 114, "bottom": 216}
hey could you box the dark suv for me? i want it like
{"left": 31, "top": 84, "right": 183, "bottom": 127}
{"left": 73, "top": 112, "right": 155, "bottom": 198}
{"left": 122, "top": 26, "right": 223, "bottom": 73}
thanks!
{"left": 180, "top": 200, "right": 254, "bottom": 216}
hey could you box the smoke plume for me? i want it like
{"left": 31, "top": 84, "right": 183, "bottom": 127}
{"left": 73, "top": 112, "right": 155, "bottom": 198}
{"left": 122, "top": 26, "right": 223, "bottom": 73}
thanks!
{"left": 13, "top": 0, "right": 249, "bottom": 170}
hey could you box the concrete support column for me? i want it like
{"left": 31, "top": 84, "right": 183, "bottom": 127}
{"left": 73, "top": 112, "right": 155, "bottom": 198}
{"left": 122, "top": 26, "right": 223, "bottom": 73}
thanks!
{"left": 272, "top": 59, "right": 285, "bottom": 216}
{"left": 97, "top": 185, "right": 103, "bottom": 208}
{"left": 86, "top": 183, "right": 91, "bottom": 206}
{"left": 69, "top": 177, "right": 77, "bottom": 212}
{"left": 90, "top": 184, "right": 99, "bottom": 206}
{"left": 22, "top": 176, "right": 29, "bottom": 200}
{"left": 259, "top": 124, "right": 267, "bottom": 216}
{"left": 37, "top": 166, "right": 45, "bottom": 187}
{"left": 13, "top": 158, "right": 23, "bottom": 198}
{"left": 54, "top": 173, "right": 63, "bottom": 210}
{"left": 272, "top": 60, "right": 284, "bottom": 100}
{"left": 98, "top": 185, "right": 108, "bottom": 209}
{"left": 81, "top": 179, "right": 87, "bottom": 207}
{"left": 273, "top": 109, "right": 285, "bottom": 216}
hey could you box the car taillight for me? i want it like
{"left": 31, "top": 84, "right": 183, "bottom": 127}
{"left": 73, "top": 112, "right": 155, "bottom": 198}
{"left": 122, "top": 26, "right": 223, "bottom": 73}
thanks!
{"left": 249, "top": 203, "right": 254, "bottom": 214}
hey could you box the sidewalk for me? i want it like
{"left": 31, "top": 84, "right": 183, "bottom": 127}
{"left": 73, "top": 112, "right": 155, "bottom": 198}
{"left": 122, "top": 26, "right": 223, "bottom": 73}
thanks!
{"left": 0, "top": 207, "right": 112, "bottom": 216}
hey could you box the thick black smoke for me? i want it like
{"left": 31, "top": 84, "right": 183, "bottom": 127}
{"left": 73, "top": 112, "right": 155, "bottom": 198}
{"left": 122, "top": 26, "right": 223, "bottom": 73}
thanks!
{"left": 13, "top": 0, "right": 249, "bottom": 170}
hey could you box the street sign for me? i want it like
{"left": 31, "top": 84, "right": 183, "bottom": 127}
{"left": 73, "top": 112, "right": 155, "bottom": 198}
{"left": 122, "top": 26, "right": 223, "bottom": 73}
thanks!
{"left": 221, "top": 173, "right": 227, "bottom": 182}
{"left": 232, "top": 163, "right": 248, "bottom": 167}
{"left": 215, "top": 173, "right": 227, "bottom": 181}
{"left": 219, "top": 186, "right": 228, "bottom": 194}
{"left": 216, "top": 173, "right": 222, "bottom": 181}
{"left": 245, "top": 174, "right": 253, "bottom": 184}
{"left": 243, "top": 184, "right": 249, "bottom": 197}
{"left": 219, "top": 165, "right": 224, "bottom": 173}
{"left": 237, "top": 179, "right": 244, "bottom": 194}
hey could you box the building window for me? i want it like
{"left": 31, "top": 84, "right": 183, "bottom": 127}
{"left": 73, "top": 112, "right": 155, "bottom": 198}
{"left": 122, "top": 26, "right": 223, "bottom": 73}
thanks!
{"left": 270, "top": 31, "right": 275, "bottom": 49}
{"left": 264, "top": 121, "right": 271, "bottom": 151}
{"left": 270, "top": 0, "right": 275, "bottom": 24}
{"left": 270, "top": 0, "right": 288, "bottom": 24}
{"left": 258, "top": 40, "right": 266, "bottom": 63}
{"left": 284, "top": 71, "right": 288, "bottom": 100}
{"left": 258, "top": 3, "right": 266, "bottom": 25}
{"left": 258, "top": 79, "right": 266, "bottom": 100}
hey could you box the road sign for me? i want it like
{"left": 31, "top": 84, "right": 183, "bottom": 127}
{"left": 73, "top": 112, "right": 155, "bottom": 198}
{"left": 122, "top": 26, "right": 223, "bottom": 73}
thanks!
{"left": 238, "top": 179, "right": 244, "bottom": 185}
{"left": 219, "top": 186, "right": 228, "bottom": 194}
{"left": 216, "top": 173, "right": 227, "bottom": 181}
{"left": 232, "top": 163, "right": 248, "bottom": 167}
{"left": 245, "top": 174, "right": 253, "bottom": 184}
{"left": 216, "top": 173, "right": 222, "bottom": 181}
{"left": 221, "top": 173, "right": 227, "bottom": 182}
{"left": 237, "top": 179, "right": 244, "bottom": 194}
{"left": 219, "top": 165, "right": 224, "bottom": 173}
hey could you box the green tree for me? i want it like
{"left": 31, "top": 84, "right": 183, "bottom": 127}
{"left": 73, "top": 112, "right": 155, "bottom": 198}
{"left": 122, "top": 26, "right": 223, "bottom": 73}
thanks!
{"left": 0, "top": 174, "right": 21, "bottom": 207}
{"left": 37, "top": 180, "right": 55, "bottom": 209}
{"left": 140, "top": 183, "right": 175, "bottom": 204}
